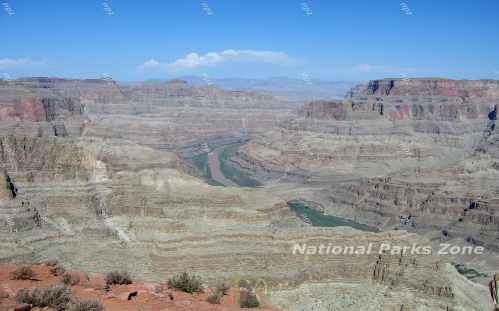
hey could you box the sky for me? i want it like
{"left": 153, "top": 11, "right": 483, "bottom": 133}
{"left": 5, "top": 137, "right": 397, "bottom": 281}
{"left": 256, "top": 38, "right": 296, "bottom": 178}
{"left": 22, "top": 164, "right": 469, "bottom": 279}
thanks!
{"left": 1, "top": 0, "right": 499, "bottom": 81}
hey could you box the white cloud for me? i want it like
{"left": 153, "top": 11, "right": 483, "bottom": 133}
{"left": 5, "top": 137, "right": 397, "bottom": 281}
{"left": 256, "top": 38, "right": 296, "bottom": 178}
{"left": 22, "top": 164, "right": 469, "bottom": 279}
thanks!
{"left": 352, "top": 64, "right": 418, "bottom": 74}
{"left": 0, "top": 58, "right": 45, "bottom": 69}
{"left": 138, "top": 49, "right": 297, "bottom": 72}
{"left": 140, "top": 59, "right": 161, "bottom": 69}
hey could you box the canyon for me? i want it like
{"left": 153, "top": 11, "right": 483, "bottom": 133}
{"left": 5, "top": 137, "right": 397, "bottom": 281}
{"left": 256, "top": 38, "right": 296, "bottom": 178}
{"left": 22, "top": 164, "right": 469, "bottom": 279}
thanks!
{"left": 234, "top": 78, "right": 499, "bottom": 282}
{"left": 0, "top": 77, "right": 498, "bottom": 310}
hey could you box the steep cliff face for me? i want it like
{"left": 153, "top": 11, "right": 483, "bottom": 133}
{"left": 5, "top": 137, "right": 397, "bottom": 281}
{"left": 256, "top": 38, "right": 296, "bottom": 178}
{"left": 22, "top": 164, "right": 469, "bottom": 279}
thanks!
{"left": 299, "top": 80, "right": 498, "bottom": 126}
{"left": 0, "top": 136, "right": 90, "bottom": 175}
{"left": 0, "top": 98, "right": 46, "bottom": 122}
{"left": 353, "top": 78, "right": 499, "bottom": 98}
{"left": 376, "top": 99, "right": 482, "bottom": 122}
{"left": 41, "top": 97, "right": 84, "bottom": 122}
{"left": 298, "top": 101, "right": 347, "bottom": 120}
{"left": 0, "top": 96, "right": 85, "bottom": 139}
{"left": 0, "top": 172, "right": 11, "bottom": 204}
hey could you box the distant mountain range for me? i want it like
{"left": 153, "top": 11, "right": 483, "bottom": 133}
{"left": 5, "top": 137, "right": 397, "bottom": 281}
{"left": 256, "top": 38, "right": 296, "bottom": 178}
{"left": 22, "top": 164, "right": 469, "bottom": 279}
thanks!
{"left": 139, "top": 76, "right": 359, "bottom": 101}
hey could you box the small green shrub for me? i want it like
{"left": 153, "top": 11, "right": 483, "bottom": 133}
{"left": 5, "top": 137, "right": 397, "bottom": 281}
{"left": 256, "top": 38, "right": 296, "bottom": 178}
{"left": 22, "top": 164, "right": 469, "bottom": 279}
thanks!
{"left": 49, "top": 263, "right": 66, "bottom": 277}
{"left": 62, "top": 273, "right": 80, "bottom": 286}
{"left": 105, "top": 271, "right": 132, "bottom": 285}
{"left": 10, "top": 266, "right": 37, "bottom": 280}
{"left": 216, "top": 282, "right": 230, "bottom": 296}
{"left": 45, "top": 259, "right": 59, "bottom": 267}
{"left": 50, "top": 266, "right": 66, "bottom": 276}
{"left": 167, "top": 272, "right": 203, "bottom": 293}
{"left": 103, "top": 284, "right": 111, "bottom": 293}
{"left": 206, "top": 282, "right": 230, "bottom": 304}
{"left": 15, "top": 285, "right": 72, "bottom": 311}
{"left": 206, "top": 291, "right": 223, "bottom": 304}
{"left": 240, "top": 294, "right": 260, "bottom": 308}
{"left": 238, "top": 279, "right": 253, "bottom": 290}
{"left": 67, "top": 299, "right": 104, "bottom": 311}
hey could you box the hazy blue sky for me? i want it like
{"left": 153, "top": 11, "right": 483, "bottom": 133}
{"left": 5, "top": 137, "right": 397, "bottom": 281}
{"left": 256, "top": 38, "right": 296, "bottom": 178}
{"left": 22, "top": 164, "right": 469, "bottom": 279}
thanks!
{"left": 1, "top": 0, "right": 499, "bottom": 81}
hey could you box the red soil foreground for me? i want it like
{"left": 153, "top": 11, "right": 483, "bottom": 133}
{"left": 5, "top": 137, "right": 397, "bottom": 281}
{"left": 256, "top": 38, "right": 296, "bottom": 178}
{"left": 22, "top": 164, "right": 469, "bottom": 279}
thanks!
{"left": 0, "top": 264, "right": 281, "bottom": 311}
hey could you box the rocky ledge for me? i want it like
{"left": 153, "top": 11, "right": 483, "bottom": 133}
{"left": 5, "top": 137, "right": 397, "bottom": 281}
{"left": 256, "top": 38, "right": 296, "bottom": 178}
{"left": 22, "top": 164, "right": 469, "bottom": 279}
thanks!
{"left": 0, "top": 263, "right": 281, "bottom": 311}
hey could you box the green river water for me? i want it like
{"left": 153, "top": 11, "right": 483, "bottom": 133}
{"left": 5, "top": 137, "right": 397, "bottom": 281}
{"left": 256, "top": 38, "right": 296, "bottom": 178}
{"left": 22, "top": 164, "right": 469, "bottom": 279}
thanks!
{"left": 287, "top": 202, "right": 379, "bottom": 232}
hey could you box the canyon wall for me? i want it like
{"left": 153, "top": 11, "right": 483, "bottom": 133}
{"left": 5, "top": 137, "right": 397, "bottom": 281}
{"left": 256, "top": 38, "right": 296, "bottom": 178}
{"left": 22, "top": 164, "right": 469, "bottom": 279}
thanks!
{"left": 235, "top": 78, "right": 499, "bottom": 287}
{"left": 0, "top": 77, "right": 495, "bottom": 310}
